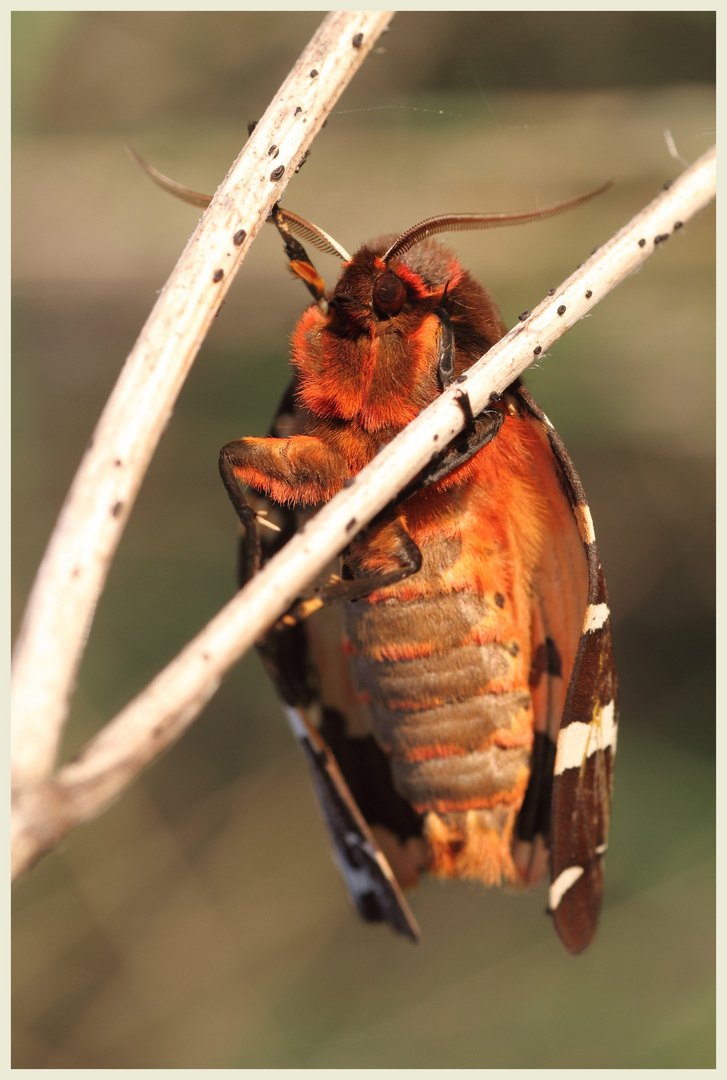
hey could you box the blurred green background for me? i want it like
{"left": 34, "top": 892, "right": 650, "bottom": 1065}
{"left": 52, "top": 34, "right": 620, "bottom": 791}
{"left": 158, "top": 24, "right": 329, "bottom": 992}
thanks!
{"left": 12, "top": 11, "right": 715, "bottom": 1069}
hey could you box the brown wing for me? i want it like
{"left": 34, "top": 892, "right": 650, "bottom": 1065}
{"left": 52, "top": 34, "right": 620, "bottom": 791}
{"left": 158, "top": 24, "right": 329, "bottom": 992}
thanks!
{"left": 516, "top": 385, "right": 618, "bottom": 954}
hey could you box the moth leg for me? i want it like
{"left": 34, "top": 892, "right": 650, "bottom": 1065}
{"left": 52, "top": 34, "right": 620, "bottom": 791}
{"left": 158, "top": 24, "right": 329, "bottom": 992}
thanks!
{"left": 220, "top": 434, "right": 421, "bottom": 624}
{"left": 219, "top": 433, "right": 349, "bottom": 594}
{"left": 271, "top": 206, "right": 327, "bottom": 304}
{"left": 434, "top": 306, "right": 456, "bottom": 388}
{"left": 390, "top": 399, "right": 504, "bottom": 511}
{"left": 429, "top": 395, "right": 503, "bottom": 484}
{"left": 431, "top": 300, "right": 504, "bottom": 481}
{"left": 219, "top": 434, "right": 349, "bottom": 512}
{"left": 215, "top": 457, "right": 263, "bottom": 588}
{"left": 280, "top": 515, "right": 423, "bottom": 627}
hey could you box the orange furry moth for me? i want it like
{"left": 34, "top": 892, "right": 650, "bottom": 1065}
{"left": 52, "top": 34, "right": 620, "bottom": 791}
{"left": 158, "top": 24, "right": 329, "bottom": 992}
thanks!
{"left": 136, "top": 151, "right": 617, "bottom": 953}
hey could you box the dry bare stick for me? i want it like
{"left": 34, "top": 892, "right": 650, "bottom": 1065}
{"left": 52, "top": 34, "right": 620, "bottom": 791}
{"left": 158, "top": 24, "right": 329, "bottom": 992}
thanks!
{"left": 11, "top": 145, "right": 715, "bottom": 880}
{"left": 10, "top": 11, "right": 394, "bottom": 794}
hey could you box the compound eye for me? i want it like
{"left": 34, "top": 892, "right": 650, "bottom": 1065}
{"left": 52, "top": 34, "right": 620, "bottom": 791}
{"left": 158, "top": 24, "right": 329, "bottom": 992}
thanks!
{"left": 373, "top": 271, "right": 406, "bottom": 316}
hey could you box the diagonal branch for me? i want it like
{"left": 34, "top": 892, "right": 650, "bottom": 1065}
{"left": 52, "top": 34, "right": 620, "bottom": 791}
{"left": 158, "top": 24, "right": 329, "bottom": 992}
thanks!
{"left": 11, "top": 144, "right": 715, "bottom": 880}
{"left": 11, "top": 11, "right": 394, "bottom": 793}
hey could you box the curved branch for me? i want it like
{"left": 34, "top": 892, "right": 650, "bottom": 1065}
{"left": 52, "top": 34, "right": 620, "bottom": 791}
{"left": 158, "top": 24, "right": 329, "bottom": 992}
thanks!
{"left": 11, "top": 145, "right": 715, "bottom": 880}
{"left": 10, "top": 11, "right": 394, "bottom": 793}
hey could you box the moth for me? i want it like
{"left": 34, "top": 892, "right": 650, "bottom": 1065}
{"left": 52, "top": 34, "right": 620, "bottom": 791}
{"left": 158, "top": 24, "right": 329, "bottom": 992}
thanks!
{"left": 136, "top": 151, "right": 618, "bottom": 953}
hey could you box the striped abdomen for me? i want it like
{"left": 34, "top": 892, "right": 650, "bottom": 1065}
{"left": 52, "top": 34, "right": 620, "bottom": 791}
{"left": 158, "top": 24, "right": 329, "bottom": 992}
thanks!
{"left": 344, "top": 532, "right": 537, "bottom": 887}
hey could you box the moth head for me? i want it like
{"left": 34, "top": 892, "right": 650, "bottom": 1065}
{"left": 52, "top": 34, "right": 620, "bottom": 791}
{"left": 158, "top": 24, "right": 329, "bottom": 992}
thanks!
{"left": 276, "top": 182, "right": 613, "bottom": 323}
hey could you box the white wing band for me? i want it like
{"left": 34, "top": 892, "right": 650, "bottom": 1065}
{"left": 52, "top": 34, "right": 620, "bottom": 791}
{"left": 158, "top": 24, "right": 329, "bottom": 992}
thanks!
{"left": 584, "top": 602, "right": 609, "bottom": 633}
{"left": 554, "top": 699, "right": 617, "bottom": 775}
{"left": 549, "top": 865, "right": 584, "bottom": 911}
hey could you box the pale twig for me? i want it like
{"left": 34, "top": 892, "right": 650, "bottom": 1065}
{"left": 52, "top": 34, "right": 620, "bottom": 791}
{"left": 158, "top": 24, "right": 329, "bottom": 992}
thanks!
{"left": 10, "top": 11, "right": 394, "bottom": 793}
{"left": 11, "top": 144, "right": 715, "bottom": 879}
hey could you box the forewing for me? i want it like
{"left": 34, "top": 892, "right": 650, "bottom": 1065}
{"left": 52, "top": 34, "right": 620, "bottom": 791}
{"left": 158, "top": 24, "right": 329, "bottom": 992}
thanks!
{"left": 516, "top": 385, "right": 618, "bottom": 954}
